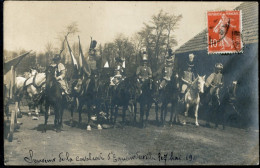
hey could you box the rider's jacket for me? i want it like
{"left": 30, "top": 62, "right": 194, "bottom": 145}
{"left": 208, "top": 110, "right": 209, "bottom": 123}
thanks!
{"left": 206, "top": 72, "right": 223, "bottom": 87}
{"left": 136, "top": 65, "right": 152, "bottom": 81}
{"left": 182, "top": 71, "right": 195, "bottom": 84}
{"left": 55, "top": 63, "right": 66, "bottom": 77}
{"left": 115, "top": 65, "right": 125, "bottom": 76}
{"left": 211, "top": 73, "right": 223, "bottom": 86}
{"left": 163, "top": 66, "right": 173, "bottom": 81}
{"left": 111, "top": 74, "right": 123, "bottom": 86}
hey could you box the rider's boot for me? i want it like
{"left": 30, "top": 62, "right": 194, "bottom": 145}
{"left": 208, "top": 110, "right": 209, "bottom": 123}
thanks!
{"left": 180, "top": 93, "right": 185, "bottom": 104}
{"left": 63, "top": 89, "right": 72, "bottom": 102}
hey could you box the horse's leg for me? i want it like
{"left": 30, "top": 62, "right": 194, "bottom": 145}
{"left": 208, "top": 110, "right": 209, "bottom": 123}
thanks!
{"left": 60, "top": 99, "right": 65, "bottom": 129}
{"left": 183, "top": 103, "right": 189, "bottom": 125}
{"left": 155, "top": 102, "right": 159, "bottom": 123}
{"left": 16, "top": 101, "right": 22, "bottom": 118}
{"left": 35, "top": 105, "right": 39, "bottom": 117}
{"left": 122, "top": 105, "right": 127, "bottom": 124}
{"left": 105, "top": 101, "right": 110, "bottom": 122}
{"left": 43, "top": 103, "right": 49, "bottom": 132}
{"left": 113, "top": 106, "right": 118, "bottom": 126}
{"left": 164, "top": 101, "right": 169, "bottom": 125}
{"left": 140, "top": 103, "right": 145, "bottom": 128}
{"left": 195, "top": 104, "right": 200, "bottom": 126}
{"left": 174, "top": 98, "right": 180, "bottom": 124}
{"left": 78, "top": 102, "right": 83, "bottom": 126}
{"left": 96, "top": 103, "right": 103, "bottom": 130}
{"left": 86, "top": 105, "right": 92, "bottom": 131}
{"left": 70, "top": 97, "right": 76, "bottom": 126}
{"left": 170, "top": 101, "right": 174, "bottom": 125}
{"left": 145, "top": 102, "right": 152, "bottom": 126}
{"left": 134, "top": 102, "right": 137, "bottom": 123}
{"left": 110, "top": 104, "right": 114, "bottom": 124}
{"left": 160, "top": 103, "right": 164, "bottom": 125}
{"left": 55, "top": 104, "right": 61, "bottom": 132}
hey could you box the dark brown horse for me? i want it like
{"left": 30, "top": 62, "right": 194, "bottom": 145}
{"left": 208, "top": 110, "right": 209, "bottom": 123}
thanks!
{"left": 43, "top": 65, "right": 66, "bottom": 132}
{"left": 70, "top": 72, "right": 104, "bottom": 130}
{"left": 106, "top": 76, "right": 135, "bottom": 127}
{"left": 133, "top": 77, "right": 154, "bottom": 128}
{"left": 158, "top": 73, "right": 180, "bottom": 126}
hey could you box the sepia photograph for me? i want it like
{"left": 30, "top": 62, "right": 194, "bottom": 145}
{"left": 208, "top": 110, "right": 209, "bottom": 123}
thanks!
{"left": 3, "top": 1, "right": 259, "bottom": 165}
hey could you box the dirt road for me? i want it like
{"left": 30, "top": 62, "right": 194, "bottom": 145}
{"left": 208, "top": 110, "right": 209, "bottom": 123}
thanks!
{"left": 4, "top": 106, "right": 259, "bottom": 165}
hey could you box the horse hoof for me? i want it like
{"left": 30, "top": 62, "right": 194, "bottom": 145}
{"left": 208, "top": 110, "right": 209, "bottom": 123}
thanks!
{"left": 182, "top": 121, "right": 186, "bottom": 125}
{"left": 97, "top": 124, "right": 102, "bottom": 130}
{"left": 87, "top": 125, "right": 91, "bottom": 131}
{"left": 195, "top": 123, "right": 199, "bottom": 126}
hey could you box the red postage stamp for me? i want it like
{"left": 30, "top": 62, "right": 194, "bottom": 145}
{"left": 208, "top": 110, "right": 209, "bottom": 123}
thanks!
{"left": 207, "top": 10, "right": 242, "bottom": 54}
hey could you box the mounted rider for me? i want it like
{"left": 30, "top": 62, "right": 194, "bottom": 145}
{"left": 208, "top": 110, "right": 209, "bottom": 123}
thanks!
{"left": 159, "top": 49, "right": 176, "bottom": 90}
{"left": 80, "top": 39, "right": 99, "bottom": 92}
{"left": 88, "top": 40, "right": 100, "bottom": 76}
{"left": 115, "top": 57, "right": 125, "bottom": 76}
{"left": 136, "top": 51, "right": 152, "bottom": 94}
{"left": 110, "top": 57, "right": 125, "bottom": 88}
{"left": 51, "top": 54, "right": 71, "bottom": 101}
{"left": 180, "top": 53, "right": 196, "bottom": 102}
{"left": 205, "top": 63, "right": 224, "bottom": 105}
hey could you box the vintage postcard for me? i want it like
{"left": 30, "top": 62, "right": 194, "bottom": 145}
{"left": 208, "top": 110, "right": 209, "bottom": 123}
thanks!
{"left": 3, "top": 1, "right": 259, "bottom": 165}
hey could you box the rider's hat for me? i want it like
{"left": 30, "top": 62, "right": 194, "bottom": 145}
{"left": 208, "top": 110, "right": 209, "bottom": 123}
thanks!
{"left": 52, "top": 54, "right": 61, "bottom": 61}
{"left": 166, "top": 56, "right": 174, "bottom": 65}
{"left": 142, "top": 52, "right": 148, "bottom": 62}
{"left": 90, "top": 40, "right": 97, "bottom": 50}
{"left": 30, "top": 66, "right": 36, "bottom": 69}
{"left": 188, "top": 63, "right": 194, "bottom": 67}
{"left": 189, "top": 53, "right": 195, "bottom": 60}
{"left": 168, "top": 48, "right": 173, "bottom": 56}
{"left": 215, "top": 63, "right": 223, "bottom": 69}
{"left": 115, "top": 57, "right": 123, "bottom": 63}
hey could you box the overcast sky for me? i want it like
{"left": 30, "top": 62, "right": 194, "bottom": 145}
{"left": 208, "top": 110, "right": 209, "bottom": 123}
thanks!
{"left": 4, "top": 1, "right": 242, "bottom": 53}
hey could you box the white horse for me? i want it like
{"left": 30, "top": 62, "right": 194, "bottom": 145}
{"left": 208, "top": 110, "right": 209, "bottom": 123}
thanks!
{"left": 15, "top": 70, "right": 46, "bottom": 116}
{"left": 183, "top": 75, "right": 205, "bottom": 126}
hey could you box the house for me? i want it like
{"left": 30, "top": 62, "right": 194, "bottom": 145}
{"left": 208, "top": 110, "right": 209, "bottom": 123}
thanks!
{"left": 175, "top": 2, "right": 258, "bottom": 128}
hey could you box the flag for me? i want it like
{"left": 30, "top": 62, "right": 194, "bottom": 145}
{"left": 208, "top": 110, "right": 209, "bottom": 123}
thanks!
{"left": 122, "top": 60, "right": 125, "bottom": 68}
{"left": 65, "top": 37, "right": 78, "bottom": 71}
{"left": 4, "top": 50, "right": 32, "bottom": 74}
{"left": 78, "top": 36, "right": 91, "bottom": 77}
{"left": 104, "top": 61, "right": 109, "bottom": 68}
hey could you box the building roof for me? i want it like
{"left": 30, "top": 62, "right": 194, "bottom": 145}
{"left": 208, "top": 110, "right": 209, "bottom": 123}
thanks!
{"left": 175, "top": 2, "right": 258, "bottom": 54}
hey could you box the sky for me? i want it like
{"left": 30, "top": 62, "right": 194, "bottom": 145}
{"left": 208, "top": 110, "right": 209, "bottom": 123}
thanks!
{"left": 4, "top": 1, "right": 242, "bottom": 53}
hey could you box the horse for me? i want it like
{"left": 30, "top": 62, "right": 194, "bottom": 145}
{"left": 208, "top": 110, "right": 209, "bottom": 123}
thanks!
{"left": 134, "top": 77, "right": 154, "bottom": 128}
{"left": 14, "top": 70, "right": 46, "bottom": 117}
{"left": 182, "top": 75, "right": 206, "bottom": 126}
{"left": 210, "top": 81, "right": 240, "bottom": 129}
{"left": 43, "top": 65, "right": 66, "bottom": 132}
{"left": 70, "top": 72, "right": 104, "bottom": 130}
{"left": 159, "top": 73, "right": 180, "bottom": 126}
{"left": 105, "top": 76, "right": 135, "bottom": 127}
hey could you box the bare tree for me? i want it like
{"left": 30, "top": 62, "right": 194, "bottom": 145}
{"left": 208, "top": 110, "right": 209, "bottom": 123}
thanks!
{"left": 56, "top": 22, "right": 80, "bottom": 63}
{"left": 45, "top": 42, "right": 54, "bottom": 65}
{"left": 137, "top": 10, "right": 182, "bottom": 71}
{"left": 165, "top": 14, "right": 182, "bottom": 54}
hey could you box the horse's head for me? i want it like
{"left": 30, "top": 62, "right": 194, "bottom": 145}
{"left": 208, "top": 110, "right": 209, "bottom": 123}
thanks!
{"left": 30, "top": 69, "right": 38, "bottom": 76}
{"left": 229, "top": 80, "right": 237, "bottom": 97}
{"left": 45, "top": 65, "right": 57, "bottom": 87}
{"left": 197, "top": 75, "right": 206, "bottom": 93}
{"left": 24, "top": 72, "right": 31, "bottom": 78}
